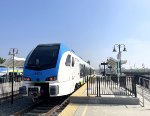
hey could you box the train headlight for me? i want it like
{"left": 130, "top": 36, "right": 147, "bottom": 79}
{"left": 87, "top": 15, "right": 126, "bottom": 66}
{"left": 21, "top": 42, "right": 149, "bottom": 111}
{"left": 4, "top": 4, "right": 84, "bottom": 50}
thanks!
{"left": 23, "top": 77, "right": 31, "bottom": 81}
{"left": 49, "top": 77, "right": 53, "bottom": 81}
{"left": 46, "top": 76, "right": 57, "bottom": 81}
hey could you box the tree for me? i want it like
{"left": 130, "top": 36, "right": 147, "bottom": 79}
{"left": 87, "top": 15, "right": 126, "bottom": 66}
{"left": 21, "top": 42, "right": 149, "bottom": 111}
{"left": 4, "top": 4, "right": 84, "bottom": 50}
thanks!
{"left": 0, "top": 57, "right": 6, "bottom": 64}
{"left": 87, "top": 60, "right": 90, "bottom": 65}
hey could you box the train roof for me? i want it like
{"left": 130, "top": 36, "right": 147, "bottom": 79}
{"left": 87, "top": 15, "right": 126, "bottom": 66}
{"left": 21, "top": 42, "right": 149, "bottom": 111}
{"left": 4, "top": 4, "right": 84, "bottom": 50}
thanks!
{"left": 37, "top": 43, "right": 60, "bottom": 47}
{"left": 36, "top": 43, "right": 71, "bottom": 51}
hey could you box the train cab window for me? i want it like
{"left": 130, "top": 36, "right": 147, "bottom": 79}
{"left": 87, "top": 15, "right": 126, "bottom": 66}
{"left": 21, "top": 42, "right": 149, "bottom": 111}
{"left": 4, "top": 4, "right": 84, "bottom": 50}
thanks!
{"left": 26, "top": 44, "right": 60, "bottom": 70}
{"left": 72, "top": 57, "right": 75, "bottom": 67}
{"left": 65, "top": 55, "right": 71, "bottom": 66}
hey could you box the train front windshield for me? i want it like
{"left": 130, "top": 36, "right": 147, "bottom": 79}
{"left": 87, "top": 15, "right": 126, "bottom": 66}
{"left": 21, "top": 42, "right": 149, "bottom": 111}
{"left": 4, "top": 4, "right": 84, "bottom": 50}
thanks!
{"left": 26, "top": 45, "right": 60, "bottom": 70}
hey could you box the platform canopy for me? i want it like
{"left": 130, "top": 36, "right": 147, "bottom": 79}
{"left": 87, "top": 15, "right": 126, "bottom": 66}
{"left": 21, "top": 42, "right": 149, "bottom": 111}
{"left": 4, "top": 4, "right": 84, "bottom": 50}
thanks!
{"left": 107, "top": 57, "right": 127, "bottom": 70}
{"left": 107, "top": 57, "right": 117, "bottom": 68}
{"left": 2, "top": 57, "right": 25, "bottom": 68}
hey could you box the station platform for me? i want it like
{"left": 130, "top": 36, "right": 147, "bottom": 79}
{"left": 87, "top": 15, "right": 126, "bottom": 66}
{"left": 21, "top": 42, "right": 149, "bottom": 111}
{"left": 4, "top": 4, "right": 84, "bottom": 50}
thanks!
{"left": 59, "top": 83, "right": 150, "bottom": 116}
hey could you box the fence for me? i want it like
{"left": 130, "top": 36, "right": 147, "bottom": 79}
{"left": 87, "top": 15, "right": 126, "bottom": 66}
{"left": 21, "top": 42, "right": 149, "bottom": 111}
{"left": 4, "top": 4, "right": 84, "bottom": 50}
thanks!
{"left": 0, "top": 75, "right": 23, "bottom": 102}
{"left": 87, "top": 75, "right": 137, "bottom": 97}
{"left": 0, "top": 75, "right": 23, "bottom": 83}
{"left": 136, "top": 77, "right": 150, "bottom": 106}
{"left": 138, "top": 77, "right": 150, "bottom": 89}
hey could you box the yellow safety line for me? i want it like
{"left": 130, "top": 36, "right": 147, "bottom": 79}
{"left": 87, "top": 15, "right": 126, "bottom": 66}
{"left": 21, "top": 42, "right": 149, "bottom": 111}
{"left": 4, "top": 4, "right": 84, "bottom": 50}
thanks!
{"left": 82, "top": 104, "right": 88, "bottom": 116}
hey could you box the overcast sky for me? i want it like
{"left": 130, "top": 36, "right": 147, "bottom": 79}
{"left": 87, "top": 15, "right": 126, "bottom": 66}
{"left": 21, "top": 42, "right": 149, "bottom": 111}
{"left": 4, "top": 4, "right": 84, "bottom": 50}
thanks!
{"left": 0, "top": 0, "right": 150, "bottom": 69}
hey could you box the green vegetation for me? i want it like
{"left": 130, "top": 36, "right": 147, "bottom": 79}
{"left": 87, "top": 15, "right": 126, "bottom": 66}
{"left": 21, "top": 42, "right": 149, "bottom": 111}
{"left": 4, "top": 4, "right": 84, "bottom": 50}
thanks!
{"left": 0, "top": 57, "right": 6, "bottom": 64}
{"left": 87, "top": 60, "right": 90, "bottom": 65}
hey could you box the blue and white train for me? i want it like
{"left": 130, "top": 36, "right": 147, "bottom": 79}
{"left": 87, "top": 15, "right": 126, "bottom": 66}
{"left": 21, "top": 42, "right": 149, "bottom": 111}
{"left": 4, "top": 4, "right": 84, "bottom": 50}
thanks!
{"left": 23, "top": 43, "right": 94, "bottom": 98}
{"left": 0, "top": 66, "right": 7, "bottom": 76}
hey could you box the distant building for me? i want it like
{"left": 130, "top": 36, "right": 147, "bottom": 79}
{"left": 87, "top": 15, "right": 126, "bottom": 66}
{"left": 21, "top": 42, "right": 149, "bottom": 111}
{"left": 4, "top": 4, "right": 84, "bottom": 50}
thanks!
{"left": 107, "top": 57, "right": 127, "bottom": 74}
{"left": 2, "top": 56, "right": 25, "bottom": 68}
{"left": 0, "top": 57, "right": 25, "bottom": 76}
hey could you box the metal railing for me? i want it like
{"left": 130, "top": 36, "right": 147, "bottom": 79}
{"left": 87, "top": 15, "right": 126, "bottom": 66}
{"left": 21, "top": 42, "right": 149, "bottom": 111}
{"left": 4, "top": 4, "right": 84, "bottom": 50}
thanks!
{"left": 87, "top": 75, "right": 137, "bottom": 97}
{"left": 0, "top": 75, "right": 23, "bottom": 83}
{"left": 138, "top": 77, "right": 150, "bottom": 89}
{"left": 138, "top": 77, "right": 150, "bottom": 106}
{"left": 0, "top": 75, "right": 23, "bottom": 104}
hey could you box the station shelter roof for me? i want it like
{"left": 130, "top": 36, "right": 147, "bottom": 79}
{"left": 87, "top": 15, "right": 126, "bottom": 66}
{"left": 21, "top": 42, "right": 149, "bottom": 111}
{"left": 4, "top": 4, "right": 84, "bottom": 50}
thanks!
{"left": 107, "top": 57, "right": 127, "bottom": 70}
{"left": 2, "top": 57, "right": 25, "bottom": 68}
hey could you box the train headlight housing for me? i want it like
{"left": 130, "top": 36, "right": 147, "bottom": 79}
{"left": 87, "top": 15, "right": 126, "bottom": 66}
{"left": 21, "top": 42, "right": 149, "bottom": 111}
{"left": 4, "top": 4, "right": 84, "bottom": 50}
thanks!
{"left": 23, "top": 77, "right": 31, "bottom": 81}
{"left": 46, "top": 76, "right": 57, "bottom": 81}
{"left": 49, "top": 85, "right": 59, "bottom": 95}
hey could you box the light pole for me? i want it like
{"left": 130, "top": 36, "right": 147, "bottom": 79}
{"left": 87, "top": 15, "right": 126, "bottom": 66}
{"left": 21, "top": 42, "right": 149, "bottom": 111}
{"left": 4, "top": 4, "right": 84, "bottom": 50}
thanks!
{"left": 113, "top": 44, "right": 126, "bottom": 77}
{"left": 9, "top": 48, "right": 18, "bottom": 104}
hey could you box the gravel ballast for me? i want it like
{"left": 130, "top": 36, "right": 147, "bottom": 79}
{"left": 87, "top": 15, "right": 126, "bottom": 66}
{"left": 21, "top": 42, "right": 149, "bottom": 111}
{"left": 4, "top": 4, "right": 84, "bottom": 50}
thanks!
{"left": 0, "top": 96, "right": 33, "bottom": 116}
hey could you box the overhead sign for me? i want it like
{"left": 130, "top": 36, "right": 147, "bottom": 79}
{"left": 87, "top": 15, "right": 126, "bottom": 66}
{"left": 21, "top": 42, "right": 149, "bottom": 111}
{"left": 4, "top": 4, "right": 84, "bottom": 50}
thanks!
{"left": 101, "top": 62, "right": 108, "bottom": 65}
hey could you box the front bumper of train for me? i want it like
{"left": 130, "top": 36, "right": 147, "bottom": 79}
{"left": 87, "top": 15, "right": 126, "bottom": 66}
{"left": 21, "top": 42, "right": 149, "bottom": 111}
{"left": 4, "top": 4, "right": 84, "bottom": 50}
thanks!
{"left": 22, "top": 81, "right": 60, "bottom": 97}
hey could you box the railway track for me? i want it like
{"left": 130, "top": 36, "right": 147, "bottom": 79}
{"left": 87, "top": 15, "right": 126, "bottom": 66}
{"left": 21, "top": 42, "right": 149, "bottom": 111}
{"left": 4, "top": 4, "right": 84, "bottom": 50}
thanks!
{"left": 13, "top": 95, "right": 70, "bottom": 116}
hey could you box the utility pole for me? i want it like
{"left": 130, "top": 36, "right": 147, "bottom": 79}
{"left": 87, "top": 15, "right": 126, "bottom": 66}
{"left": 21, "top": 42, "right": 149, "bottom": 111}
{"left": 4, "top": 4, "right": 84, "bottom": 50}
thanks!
{"left": 9, "top": 48, "right": 18, "bottom": 104}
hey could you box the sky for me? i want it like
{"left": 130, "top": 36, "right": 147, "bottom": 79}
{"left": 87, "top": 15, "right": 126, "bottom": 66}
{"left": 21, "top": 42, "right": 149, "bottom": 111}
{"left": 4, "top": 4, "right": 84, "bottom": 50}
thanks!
{"left": 0, "top": 0, "right": 150, "bottom": 69}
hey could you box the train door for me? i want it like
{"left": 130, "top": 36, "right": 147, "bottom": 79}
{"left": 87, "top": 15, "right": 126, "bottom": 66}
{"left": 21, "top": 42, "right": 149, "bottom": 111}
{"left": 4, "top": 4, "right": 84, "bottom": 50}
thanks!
{"left": 79, "top": 64, "right": 84, "bottom": 84}
{"left": 74, "top": 58, "right": 80, "bottom": 83}
{"left": 70, "top": 57, "right": 75, "bottom": 83}
{"left": 70, "top": 56, "right": 79, "bottom": 91}
{"left": 64, "top": 54, "right": 71, "bottom": 82}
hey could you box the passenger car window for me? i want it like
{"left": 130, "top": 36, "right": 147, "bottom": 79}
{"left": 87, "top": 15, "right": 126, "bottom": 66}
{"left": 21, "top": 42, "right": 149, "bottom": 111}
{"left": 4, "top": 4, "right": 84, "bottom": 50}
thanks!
{"left": 72, "top": 57, "right": 75, "bottom": 67}
{"left": 65, "top": 55, "right": 71, "bottom": 66}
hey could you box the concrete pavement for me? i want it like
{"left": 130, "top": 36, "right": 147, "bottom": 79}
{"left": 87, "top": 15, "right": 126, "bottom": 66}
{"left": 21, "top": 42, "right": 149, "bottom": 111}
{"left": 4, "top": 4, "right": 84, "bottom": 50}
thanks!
{"left": 74, "top": 104, "right": 150, "bottom": 116}
{"left": 59, "top": 83, "right": 150, "bottom": 116}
